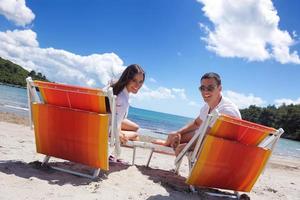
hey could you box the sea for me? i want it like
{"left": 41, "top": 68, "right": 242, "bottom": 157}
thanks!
{"left": 1, "top": 83, "right": 300, "bottom": 158}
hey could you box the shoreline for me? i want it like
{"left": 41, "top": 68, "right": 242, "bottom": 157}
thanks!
{"left": 0, "top": 82, "right": 26, "bottom": 89}
{"left": 0, "top": 111, "right": 30, "bottom": 126}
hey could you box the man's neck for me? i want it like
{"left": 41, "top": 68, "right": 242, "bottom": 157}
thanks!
{"left": 208, "top": 96, "right": 222, "bottom": 113}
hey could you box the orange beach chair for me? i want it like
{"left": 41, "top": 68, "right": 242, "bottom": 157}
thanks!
{"left": 174, "top": 110, "right": 284, "bottom": 198}
{"left": 26, "top": 77, "right": 119, "bottom": 178}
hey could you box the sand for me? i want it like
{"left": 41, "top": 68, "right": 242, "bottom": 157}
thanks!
{"left": 0, "top": 114, "right": 299, "bottom": 200}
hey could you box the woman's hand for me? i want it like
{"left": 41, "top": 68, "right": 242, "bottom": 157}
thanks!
{"left": 119, "top": 133, "right": 128, "bottom": 144}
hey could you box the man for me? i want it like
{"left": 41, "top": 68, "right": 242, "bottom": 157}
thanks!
{"left": 152, "top": 72, "right": 241, "bottom": 155}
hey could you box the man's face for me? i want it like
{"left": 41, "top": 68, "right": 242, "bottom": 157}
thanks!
{"left": 199, "top": 78, "right": 221, "bottom": 105}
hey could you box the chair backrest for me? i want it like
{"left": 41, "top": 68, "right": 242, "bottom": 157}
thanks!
{"left": 208, "top": 114, "right": 277, "bottom": 146}
{"left": 186, "top": 112, "right": 284, "bottom": 192}
{"left": 33, "top": 80, "right": 109, "bottom": 113}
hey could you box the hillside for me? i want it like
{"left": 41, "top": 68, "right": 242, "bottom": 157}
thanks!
{"left": 0, "top": 57, "right": 48, "bottom": 87}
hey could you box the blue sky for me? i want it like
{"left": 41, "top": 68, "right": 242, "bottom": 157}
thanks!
{"left": 0, "top": 0, "right": 299, "bottom": 117}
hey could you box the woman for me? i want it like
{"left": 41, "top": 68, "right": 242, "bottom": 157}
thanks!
{"left": 110, "top": 64, "right": 145, "bottom": 143}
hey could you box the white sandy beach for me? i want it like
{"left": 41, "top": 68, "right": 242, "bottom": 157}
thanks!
{"left": 0, "top": 120, "right": 299, "bottom": 200}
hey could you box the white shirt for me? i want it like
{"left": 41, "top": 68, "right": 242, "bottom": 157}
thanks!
{"left": 198, "top": 96, "right": 241, "bottom": 126}
{"left": 102, "top": 85, "right": 129, "bottom": 130}
{"left": 115, "top": 88, "right": 130, "bottom": 129}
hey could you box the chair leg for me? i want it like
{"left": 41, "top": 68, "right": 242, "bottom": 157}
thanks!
{"left": 234, "top": 191, "right": 240, "bottom": 199}
{"left": 189, "top": 185, "right": 196, "bottom": 193}
{"left": 51, "top": 166, "right": 100, "bottom": 179}
{"left": 132, "top": 146, "right": 136, "bottom": 165}
{"left": 92, "top": 169, "right": 100, "bottom": 179}
{"left": 42, "top": 155, "right": 51, "bottom": 166}
{"left": 206, "top": 191, "right": 240, "bottom": 199}
{"left": 41, "top": 155, "right": 100, "bottom": 179}
{"left": 188, "top": 156, "right": 192, "bottom": 172}
{"left": 175, "top": 157, "right": 183, "bottom": 175}
{"left": 146, "top": 149, "right": 154, "bottom": 167}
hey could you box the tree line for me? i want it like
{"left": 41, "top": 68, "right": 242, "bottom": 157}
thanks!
{"left": 240, "top": 104, "right": 300, "bottom": 141}
{"left": 0, "top": 57, "right": 48, "bottom": 87}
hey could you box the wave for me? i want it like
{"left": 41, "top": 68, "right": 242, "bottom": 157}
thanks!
{"left": 152, "top": 130, "right": 168, "bottom": 135}
{"left": 3, "top": 105, "right": 29, "bottom": 111}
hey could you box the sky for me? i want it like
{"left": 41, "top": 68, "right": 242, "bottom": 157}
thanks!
{"left": 0, "top": 0, "right": 299, "bottom": 118}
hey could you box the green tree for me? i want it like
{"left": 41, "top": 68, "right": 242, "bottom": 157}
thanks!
{"left": 240, "top": 104, "right": 300, "bottom": 141}
{"left": 0, "top": 57, "right": 49, "bottom": 87}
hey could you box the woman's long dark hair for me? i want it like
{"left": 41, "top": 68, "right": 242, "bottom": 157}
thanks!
{"left": 111, "top": 64, "right": 145, "bottom": 95}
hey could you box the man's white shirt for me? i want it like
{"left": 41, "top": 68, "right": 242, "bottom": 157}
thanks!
{"left": 198, "top": 96, "right": 241, "bottom": 127}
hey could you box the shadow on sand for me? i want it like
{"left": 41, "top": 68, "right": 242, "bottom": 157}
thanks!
{"left": 0, "top": 159, "right": 130, "bottom": 186}
{"left": 0, "top": 160, "right": 250, "bottom": 199}
{"left": 136, "top": 165, "right": 250, "bottom": 200}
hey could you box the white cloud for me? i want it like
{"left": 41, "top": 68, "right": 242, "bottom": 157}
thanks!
{"left": 172, "top": 88, "right": 187, "bottom": 100}
{"left": 0, "top": 29, "right": 38, "bottom": 47}
{"left": 149, "top": 77, "right": 157, "bottom": 83}
{"left": 0, "top": 0, "right": 35, "bottom": 26}
{"left": 0, "top": 29, "right": 125, "bottom": 87}
{"left": 274, "top": 97, "right": 300, "bottom": 107}
{"left": 188, "top": 101, "right": 200, "bottom": 107}
{"left": 134, "top": 86, "right": 175, "bottom": 100}
{"left": 292, "top": 31, "right": 298, "bottom": 38}
{"left": 197, "top": 0, "right": 300, "bottom": 64}
{"left": 133, "top": 86, "right": 193, "bottom": 102}
{"left": 130, "top": 85, "right": 200, "bottom": 117}
{"left": 223, "top": 90, "right": 266, "bottom": 109}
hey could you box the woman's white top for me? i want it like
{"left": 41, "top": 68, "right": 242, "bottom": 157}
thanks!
{"left": 115, "top": 87, "right": 130, "bottom": 129}
{"left": 102, "top": 85, "right": 129, "bottom": 130}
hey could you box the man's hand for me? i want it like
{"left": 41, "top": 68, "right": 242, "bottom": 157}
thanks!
{"left": 152, "top": 131, "right": 181, "bottom": 147}
{"left": 168, "top": 132, "right": 181, "bottom": 149}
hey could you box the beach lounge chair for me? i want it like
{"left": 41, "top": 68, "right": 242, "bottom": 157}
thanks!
{"left": 26, "top": 77, "right": 120, "bottom": 178}
{"left": 174, "top": 110, "right": 284, "bottom": 198}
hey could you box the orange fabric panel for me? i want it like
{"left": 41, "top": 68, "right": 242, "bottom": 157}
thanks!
{"left": 34, "top": 81, "right": 107, "bottom": 113}
{"left": 186, "top": 135, "right": 271, "bottom": 192}
{"left": 32, "top": 103, "right": 109, "bottom": 170}
{"left": 209, "top": 114, "right": 276, "bottom": 146}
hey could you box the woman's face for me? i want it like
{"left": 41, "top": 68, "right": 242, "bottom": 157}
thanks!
{"left": 126, "top": 73, "right": 144, "bottom": 94}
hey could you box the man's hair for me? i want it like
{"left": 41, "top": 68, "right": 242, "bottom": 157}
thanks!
{"left": 201, "top": 72, "right": 221, "bottom": 86}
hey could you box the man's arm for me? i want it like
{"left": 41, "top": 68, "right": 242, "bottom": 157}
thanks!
{"left": 176, "top": 117, "right": 202, "bottom": 136}
{"left": 166, "top": 117, "right": 203, "bottom": 146}
{"left": 154, "top": 117, "right": 203, "bottom": 147}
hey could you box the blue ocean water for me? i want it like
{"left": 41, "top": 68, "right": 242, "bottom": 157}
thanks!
{"left": 1, "top": 84, "right": 300, "bottom": 158}
{"left": 128, "top": 107, "right": 192, "bottom": 139}
{"left": 0, "top": 84, "right": 29, "bottom": 116}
